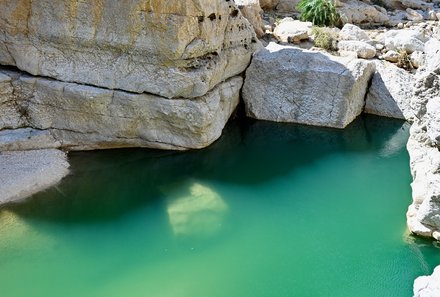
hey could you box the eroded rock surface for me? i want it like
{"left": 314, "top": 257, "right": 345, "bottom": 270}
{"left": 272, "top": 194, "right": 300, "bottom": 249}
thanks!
{"left": 365, "top": 60, "right": 414, "bottom": 120}
{"left": 407, "top": 35, "right": 440, "bottom": 239}
{"left": 0, "top": 149, "right": 69, "bottom": 204}
{"left": 413, "top": 266, "right": 440, "bottom": 297}
{"left": 0, "top": 0, "right": 258, "bottom": 99}
{"left": 243, "top": 43, "right": 375, "bottom": 128}
{"left": 0, "top": 69, "right": 241, "bottom": 151}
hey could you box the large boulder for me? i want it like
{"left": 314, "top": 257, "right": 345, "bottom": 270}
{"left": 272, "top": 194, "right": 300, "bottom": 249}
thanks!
{"left": 413, "top": 266, "right": 440, "bottom": 297}
{"left": 0, "top": 0, "right": 258, "bottom": 99}
{"left": 365, "top": 61, "right": 414, "bottom": 120}
{"left": 384, "top": 29, "right": 428, "bottom": 54}
{"left": 243, "top": 43, "right": 375, "bottom": 128}
{"left": 337, "top": 0, "right": 390, "bottom": 25}
{"left": 0, "top": 69, "right": 241, "bottom": 151}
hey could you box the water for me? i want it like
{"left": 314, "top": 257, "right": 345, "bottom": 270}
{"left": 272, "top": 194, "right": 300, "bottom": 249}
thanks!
{"left": 1, "top": 115, "right": 439, "bottom": 297}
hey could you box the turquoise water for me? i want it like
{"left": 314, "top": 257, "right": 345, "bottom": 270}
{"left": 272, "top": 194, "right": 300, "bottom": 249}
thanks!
{"left": 1, "top": 115, "right": 439, "bottom": 297}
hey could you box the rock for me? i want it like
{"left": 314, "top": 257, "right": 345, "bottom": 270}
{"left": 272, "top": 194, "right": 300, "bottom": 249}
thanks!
{"left": 376, "top": 43, "right": 385, "bottom": 51}
{"left": 0, "top": 72, "right": 23, "bottom": 130}
{"left": 365, "top": 60, "right": 414, "bottom": 120}
{"left": 236, "top": 0, "right": 265, "bottom": 38}
{"left": 339, "top": 24, "right": 371, "bottom": 42}
{"left": 337, "top": 0, "right": 390, "bottom": 25}
{"left": 0, "top": 0, "right": 258, "bottom": 99}
{"left": 273, "top": 19, "right": 312, "bottom": 43}
{"left": 242, "top": 43, "right": 375, "bottom": 128}
{"left": 276, "top": 0, "right": 301, "bottom": 12}
{"left": 0, "top": 128, "right": 60, "bottom": 151}
{"left": 406, "top": 8, "right": 424, "bottom": 22}
{"left": 400, "top": 0, "right": 434, "bottom": 10}
{"left": 398, "top": 22, "right": 405, "bottom": 29}
{"left": 0, "top": 149, "right": 69, "bottom": 205}
{"left": 411, "top": 51, "right": 425, "bottom": 68}
{"left": 384, "top": 29, "right": 427, "bottom": 54}
{"left": 413, "top": 266, "right": 440, "bottom": 297}
{"left": 407, "top": 35, "right": 440, "bottom": 238}
{"left": 383, "top": 50, "right": 400, "bottom": 62}
{"left": 338, "top": 40, "right": 377, "bottom": 59}
{"left": 428, "top": 10, "right": 438, "bottom": 21}
{"left": 0, "top": 69, "right": 241, "bottom": 151}
{"left": 260, "top": 0, "right": 279, "bottom": 10}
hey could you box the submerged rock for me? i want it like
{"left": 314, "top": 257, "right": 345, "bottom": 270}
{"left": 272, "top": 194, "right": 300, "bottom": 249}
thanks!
{"left": 243, "top": 43, "right": 375, "bottom": 128}
{"left": 0, "top": 149, "right": 69, "bottom": 205}
{"left": 0, "top": 0, "right": 258, "bottom": 99}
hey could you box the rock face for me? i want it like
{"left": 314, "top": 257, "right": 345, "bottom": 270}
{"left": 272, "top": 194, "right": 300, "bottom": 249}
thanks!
{"left": 0, "top": 0, "right": 257, "bottom": 151}
{"left": 236, "top": 0, "right": 265, "bottom": 38}
{"left": 407, "top": 36, "right": 440, "bottom": 239}
{"left": 0, "top": 0, "right": 257, "bottom": 99}
{"left": 0, "top": 69, "right": 241, "bottom": 151}
{"left": 413, "top": 266, "right": 440, "bottom": 297}
{"left": 365, "top": 61, "right": 414, "bottom": 120}
{"left": 0, "top": 149, "right": 69, "bottom": 204}
{"left": 243, "top": 43, "right": 375, "bottom": 128}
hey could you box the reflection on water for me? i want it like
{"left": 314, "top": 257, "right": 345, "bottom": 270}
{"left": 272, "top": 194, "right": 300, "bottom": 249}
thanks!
{"left": 167, "top": 183, "right": 227, "bottom": 236}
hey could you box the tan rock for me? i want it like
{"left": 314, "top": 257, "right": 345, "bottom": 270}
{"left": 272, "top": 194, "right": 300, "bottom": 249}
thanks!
{"left": 0, "top": 0, "right": 258, "bottom": 98}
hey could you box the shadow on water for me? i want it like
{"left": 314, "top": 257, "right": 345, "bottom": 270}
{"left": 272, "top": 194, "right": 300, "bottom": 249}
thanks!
{"left": 1, "top": 114, "right": 410, "bottom": 224}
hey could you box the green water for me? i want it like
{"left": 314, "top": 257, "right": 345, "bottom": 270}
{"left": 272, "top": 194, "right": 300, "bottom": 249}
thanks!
{"left": 1, "top": 116, "right": 439, "bottom": 297}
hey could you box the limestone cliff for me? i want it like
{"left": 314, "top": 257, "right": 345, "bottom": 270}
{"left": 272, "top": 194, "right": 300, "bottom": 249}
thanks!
{"left": 0, "top": 0, "right": 258, "bottom": 150}
{"left": 407, "top": 37, "right": 440, "bottom": 240}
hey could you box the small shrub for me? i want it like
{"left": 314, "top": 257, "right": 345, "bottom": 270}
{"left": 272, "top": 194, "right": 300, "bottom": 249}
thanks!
{"left": 297, "top": 0, "right": 340, "bottom": 27}
{"left": 396, "top": 51, "right": 414, "bottom": 71}
{"left": 311, "top": 27, "right": 339, "bottom": 51}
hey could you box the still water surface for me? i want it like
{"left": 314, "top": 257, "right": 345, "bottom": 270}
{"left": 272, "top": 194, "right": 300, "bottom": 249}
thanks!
{"left": 1, "top": 116, "right": 439, "bottom": 297}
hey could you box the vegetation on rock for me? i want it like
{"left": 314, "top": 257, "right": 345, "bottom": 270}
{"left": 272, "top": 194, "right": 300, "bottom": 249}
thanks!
{"left": 311, "top": 27, "right": 339, "bottom": 51}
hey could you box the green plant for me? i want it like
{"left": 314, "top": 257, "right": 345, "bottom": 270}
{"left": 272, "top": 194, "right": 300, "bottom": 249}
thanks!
{"left": 311, "top": 27, "right": 338, "bottom": 51}
{"left": 297, "top": 0, "right": 340, "bottom": 27}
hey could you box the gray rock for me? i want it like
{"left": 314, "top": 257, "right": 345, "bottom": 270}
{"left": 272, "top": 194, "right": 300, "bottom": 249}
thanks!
{"left": 384, "top": 29, "right": 427, "bottom": 54}
{"left": 0, "top": 69, "right": 241, "bottom": 151}
{"left": 273, "top": 19, "right": 312, "bottom": 43}
{"left": 243, "top": 43, "right": 375, "bottom": 128}
{"left": 365, "top": 61, "right": 414, "bottom": 120}
{"left": 0, "top": 0, "right": 258, "bottom": 99}
{"left": 413, "top": 266, "right": 440, "bottom": 297}
{"left": 0, "top": 128, "right": 60, "bottom": 151}
{"left": 339, "top": 24, "right": 371, "bottom": 42}
{"left": 0, "top": 149, "right": 69, "bottom": 205}
{"left": 407, "top": 35, "right": 440, "bottom": 238}
{"left": 338, "top": 40, "right": 377, "bottom": 59}
{"left": 382, "top": 50, "right": 400, "bottom": 63}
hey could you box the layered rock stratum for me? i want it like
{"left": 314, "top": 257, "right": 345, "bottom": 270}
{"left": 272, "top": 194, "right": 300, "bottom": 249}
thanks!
{"left": 0, "top": 0, "right": 258, "bottom": 151}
